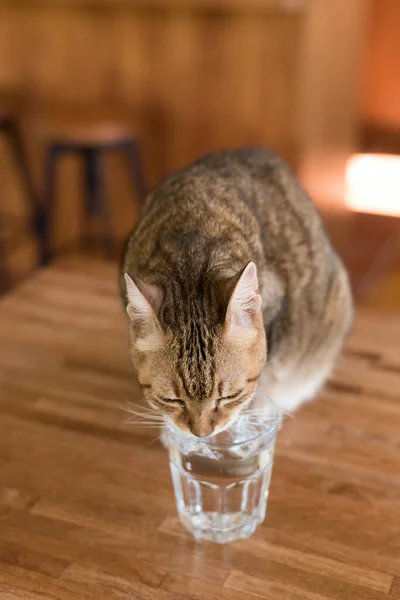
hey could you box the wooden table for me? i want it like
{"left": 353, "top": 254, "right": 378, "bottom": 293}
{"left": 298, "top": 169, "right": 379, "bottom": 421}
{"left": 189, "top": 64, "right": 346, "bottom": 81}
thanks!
{"left": 0, "top": 259, "right": 399, "bottom": 599}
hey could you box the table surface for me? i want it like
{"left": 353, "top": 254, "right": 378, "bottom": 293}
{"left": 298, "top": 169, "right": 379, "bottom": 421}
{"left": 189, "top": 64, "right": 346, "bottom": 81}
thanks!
{"left": 0, "top": 259, "right": 399, "bottom": 600}
{"left": 3, "top": 0, "right": 306, "bottom": 12}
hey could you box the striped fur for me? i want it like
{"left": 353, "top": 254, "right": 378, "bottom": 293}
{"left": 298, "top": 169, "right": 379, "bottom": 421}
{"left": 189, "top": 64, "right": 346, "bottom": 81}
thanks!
{"left": 120, "top": 148, "right": 353, "bottom": 435}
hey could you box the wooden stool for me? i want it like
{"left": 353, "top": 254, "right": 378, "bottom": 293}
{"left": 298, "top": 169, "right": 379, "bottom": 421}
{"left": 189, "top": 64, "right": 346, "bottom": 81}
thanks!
{"left": 37, "top": 113, "right": 146, "bottom": 265}
{"left": 0, "top": 107, "right": 39, "bottom": 294}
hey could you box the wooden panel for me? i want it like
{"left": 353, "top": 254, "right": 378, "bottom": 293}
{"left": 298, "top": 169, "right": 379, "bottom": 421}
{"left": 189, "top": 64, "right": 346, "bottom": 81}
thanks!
{"left": 0, "top": 5, "right": 302, "bottom": 178}
{"left": 298, "top": 0, "right": 370, "bottom": 213}
{"left": 362, "top": 0, "right": 400, "bottom": 130}
{"left": 0, "top": 0, "right": 371, "bottom": 287}
{"left": 0, "top": 2, "right": 302, "bottom": 253}
{"left": 0, "top": 259, "right": 399, "bottom": 598}
{"left": 0, "top": 0, "right": 307, "bottom": 11}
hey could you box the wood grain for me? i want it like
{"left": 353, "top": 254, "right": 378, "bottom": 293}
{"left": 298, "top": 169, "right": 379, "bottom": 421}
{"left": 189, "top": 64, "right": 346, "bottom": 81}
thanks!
{"left": 0, "top": 0, "right": 307, "bottom": 11}
{"left": 0, "top": 258, "right": 399, "bottom": 598}
{"left": 391, "top": 578, "right": 400, "bottom": 598}
{"left": 0, "top": 0, "right": 367, "bottom": 260}
{"left": 0, "top": 3, "right": 302, "bottom": 185}
{"left": 298, "top": 0, "right": 369, "bottom": 212}
{"left": 361, "top": 0, "right": 400, "bottom": 130}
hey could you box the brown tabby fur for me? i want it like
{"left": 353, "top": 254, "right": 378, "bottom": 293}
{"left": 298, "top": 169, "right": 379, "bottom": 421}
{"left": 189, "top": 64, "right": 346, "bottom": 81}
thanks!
{"left": 120, "top": 148, "right": 353, "bottom": 436}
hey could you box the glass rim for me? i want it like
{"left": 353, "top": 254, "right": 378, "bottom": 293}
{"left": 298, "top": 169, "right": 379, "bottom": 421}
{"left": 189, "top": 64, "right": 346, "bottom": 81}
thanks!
{"left": 166, "top": 391, "right": 280, "bottom": 449}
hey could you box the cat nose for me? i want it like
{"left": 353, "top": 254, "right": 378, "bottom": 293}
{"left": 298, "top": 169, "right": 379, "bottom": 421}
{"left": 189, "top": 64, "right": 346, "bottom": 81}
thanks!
{"left": 189, "top": 418, "right": 214, "bottom": 438}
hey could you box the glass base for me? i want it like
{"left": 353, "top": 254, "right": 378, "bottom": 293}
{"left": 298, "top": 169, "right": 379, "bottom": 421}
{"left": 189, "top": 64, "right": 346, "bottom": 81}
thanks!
{"left": 178, "top": 508, "right": 264, "bottom": 544}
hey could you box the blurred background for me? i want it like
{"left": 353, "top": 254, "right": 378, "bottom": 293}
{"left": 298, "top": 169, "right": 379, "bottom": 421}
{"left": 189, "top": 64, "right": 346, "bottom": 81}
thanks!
{"left": 0, "top": 0, "right": 399, "bottom": 307}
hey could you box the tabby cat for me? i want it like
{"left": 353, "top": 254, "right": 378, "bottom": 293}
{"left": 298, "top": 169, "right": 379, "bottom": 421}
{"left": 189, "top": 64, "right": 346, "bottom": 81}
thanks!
{"left": 120, "top": 148, "right": 353, "bottom": 436}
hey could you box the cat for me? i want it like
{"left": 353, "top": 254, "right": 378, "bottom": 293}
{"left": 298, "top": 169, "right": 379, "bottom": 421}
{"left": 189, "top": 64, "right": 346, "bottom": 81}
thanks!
{"left": 120, "top": 148, "right": 353, "bottom": 437}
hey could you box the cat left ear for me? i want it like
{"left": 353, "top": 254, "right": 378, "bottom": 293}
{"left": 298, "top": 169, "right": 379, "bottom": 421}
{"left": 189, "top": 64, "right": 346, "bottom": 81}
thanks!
{"left": 224, "top": 262, "right": 262, "bottom": 339}
{"left": 124, "top": 273, "right": 163, "bottom": 339}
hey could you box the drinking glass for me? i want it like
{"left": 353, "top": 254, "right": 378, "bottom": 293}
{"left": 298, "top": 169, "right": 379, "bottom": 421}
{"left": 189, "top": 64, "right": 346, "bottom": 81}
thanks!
{"left": 166, "top": 392, "right": 279, "bottom": 544}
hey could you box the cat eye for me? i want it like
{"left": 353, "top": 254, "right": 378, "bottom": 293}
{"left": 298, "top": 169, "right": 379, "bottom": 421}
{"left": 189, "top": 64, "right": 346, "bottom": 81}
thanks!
{"left": 215, "top": 389, "right": 244, "bottom": 410}
{"left": 156, "top": 396, "right": 186, "bottom": 409}
{"left": 219, "top": 390, "right": 243, "bottom": 402}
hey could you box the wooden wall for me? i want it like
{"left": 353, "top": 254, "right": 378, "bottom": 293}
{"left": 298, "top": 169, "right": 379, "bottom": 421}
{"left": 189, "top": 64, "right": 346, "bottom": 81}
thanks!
{"left": 0, "top": 0, "right": 369, "bottom": 280}
{"left": 0, "top": 2, "right": 303, "bottom": 183}
{"left": 361, "top": 0, "right": 400, "bottom": 131}
{"left": 0, "top": 0, "right": 305, "bottom": 268}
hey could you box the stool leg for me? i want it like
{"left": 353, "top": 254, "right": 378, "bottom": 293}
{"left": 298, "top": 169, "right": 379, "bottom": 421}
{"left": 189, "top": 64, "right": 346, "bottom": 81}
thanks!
{"left": 41, "top": 146, "right": 60, "bottom": 266}
{"left": 122, "top": 139, "right": 147, "bottom": 205}
{"left": 0, "top": 214, "right": 11, "bottom": 294}
{"left": 5, "top": 120, "right": 40, "bottom": 235}
{"left": 84, "top": 149, "right": 114, "bottom": 259}
{"left": 0, "top": 120, "right": 11, "bottom": 292}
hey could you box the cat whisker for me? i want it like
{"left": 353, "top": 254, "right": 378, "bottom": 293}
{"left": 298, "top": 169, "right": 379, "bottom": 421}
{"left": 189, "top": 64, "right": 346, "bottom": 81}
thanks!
{"left": 124, "top": 408, "right": 164, "bottom": 419}
{"left": 125, "top": 417, "right": 164, "bottom": 426}
{"left": 122, "top": 399, "right": 159, "bottom": 411}
{"left": 124, "top": 419, "right": 164, "bottom": 428}
{"left": 141, "top": 390, "right": 157, "bottom": 398}
{"left": 120, "top": 402, "right": 164, "bottom": 420}
{"left": 244, "top": 417, "right": 279, "bottom": 424}
{"left": 241, "top": 412, "right": 271, "bottom": 419}
{"left": 149, "top": 432, "right": 165, "bottom": 446}
{"left": 140, "top": 390, "right": 165, "bottom": 402}
{"left": 243, "top": 411, "right": 277, "bottom": 417}
{"left": 131, "top": 422, "right": 164, "bottom": 428}
{"left": 243, "top": 407, "right": 294, "bottom": 420}
{"left": 122, "top": 393, "right": 159, "bottom": 406}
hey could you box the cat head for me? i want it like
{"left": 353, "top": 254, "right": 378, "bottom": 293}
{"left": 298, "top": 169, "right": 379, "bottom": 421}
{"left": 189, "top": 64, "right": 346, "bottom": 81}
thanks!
{"left": 124, "top": 262, "right": 266, "bottom": 437}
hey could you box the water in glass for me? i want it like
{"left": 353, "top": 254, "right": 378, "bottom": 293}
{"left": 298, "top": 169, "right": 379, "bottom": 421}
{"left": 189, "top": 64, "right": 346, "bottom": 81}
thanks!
{"left": 167, "top": 397, "right": 278, "bottom": 544}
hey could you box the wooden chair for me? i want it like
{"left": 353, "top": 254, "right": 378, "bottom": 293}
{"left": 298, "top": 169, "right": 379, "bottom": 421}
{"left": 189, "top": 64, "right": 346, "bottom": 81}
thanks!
{"left": 34, "top": 109, "right": 147, "bottom": 265}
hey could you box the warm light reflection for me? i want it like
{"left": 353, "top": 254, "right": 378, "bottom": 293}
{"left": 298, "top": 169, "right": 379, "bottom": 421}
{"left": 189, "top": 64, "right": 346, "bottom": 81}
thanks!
{"left": 345, "top": 153, "right": 400, "bottom": 216}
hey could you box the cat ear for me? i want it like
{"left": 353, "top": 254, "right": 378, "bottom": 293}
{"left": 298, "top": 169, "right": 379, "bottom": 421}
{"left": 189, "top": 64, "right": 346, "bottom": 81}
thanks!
{"left": 124, "top": 274, "right": 163, "bottom": 349}
{"left": 224, "top": 262, "right": 262, "bottom": 339}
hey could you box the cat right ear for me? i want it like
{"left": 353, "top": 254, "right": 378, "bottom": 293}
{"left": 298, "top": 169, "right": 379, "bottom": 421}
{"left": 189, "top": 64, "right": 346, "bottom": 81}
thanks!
{"left": 124, "top": 274, "right": 163, "bottom": 349}
{"left": 224, "top": 262, "right": 262, "bottom": 340}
